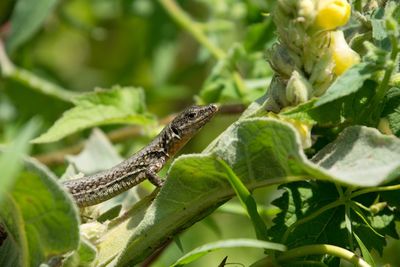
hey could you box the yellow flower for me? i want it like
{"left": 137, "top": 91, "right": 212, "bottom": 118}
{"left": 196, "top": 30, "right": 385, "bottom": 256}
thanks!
{"left": 330, "top": 31, "right": 360, "bottom": 75}
{"left": 315, "top": 0, "right": 351, "bottom": 30}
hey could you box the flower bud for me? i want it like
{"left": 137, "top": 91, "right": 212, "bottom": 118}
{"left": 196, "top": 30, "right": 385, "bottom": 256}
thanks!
{"left": 269, "top": 44, "right": 301, "bottom": 78}
{"left": 309, "top": 53, "right": 335, "bottom": 96}
{"left": 370, "top": 202, "right": 387, "bottom": 214}
{"left": 286, "top": 71, "right": 313, "bottom": 105}
{"left": 330, "top": 31, "right": 360, "bottom": 75}
{"left": 315, "top": 0, "right": 351, "bottom": 30}
{"left": 298, "top": 0, "right": 316, "bottom": 26}
{"left": 268, "top": 75, "right": 290, "bottom": 109}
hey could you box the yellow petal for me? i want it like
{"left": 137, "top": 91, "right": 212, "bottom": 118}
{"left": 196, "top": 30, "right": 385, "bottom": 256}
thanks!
{"left": 315, "top": 0, "right": 351, "bottom": 30}
{"left": 331, "top": 31, "right": 360, "bottom": 75}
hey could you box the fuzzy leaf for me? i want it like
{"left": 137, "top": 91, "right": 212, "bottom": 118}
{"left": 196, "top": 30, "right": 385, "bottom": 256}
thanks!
{"left": 0, "top": 158, "right": 79, "bottom": 267}
{"left": 315, "top": 62, "right": 378, "bottom": 107}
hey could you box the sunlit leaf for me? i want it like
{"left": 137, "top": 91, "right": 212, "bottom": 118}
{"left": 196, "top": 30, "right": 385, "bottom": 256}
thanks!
{"left": 33, "top": 86, "right": 155, "bottom": 143}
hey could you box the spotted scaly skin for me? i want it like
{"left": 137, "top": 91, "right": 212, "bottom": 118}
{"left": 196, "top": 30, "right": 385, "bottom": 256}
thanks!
{"left": 63, "top": 104, "right": 218, "bottom": 207}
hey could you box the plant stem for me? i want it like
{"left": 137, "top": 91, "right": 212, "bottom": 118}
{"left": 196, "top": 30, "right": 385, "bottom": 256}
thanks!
{"left": 371, "top": 34, "right": 399, "bottom": 117}
{"left": 350, "top": 184, "right": 400, "bottom": 199}
{"left": 158, "top": 0, "right": 225, "bottom": 60}
{"left": 158, "top": 0, "right": 247, "bottom": 97}
{"left": 277, "top": 244, "right": 370, "bottom": 267}
{"left": 0, "top": 40, "right": 79, "bottom": 102}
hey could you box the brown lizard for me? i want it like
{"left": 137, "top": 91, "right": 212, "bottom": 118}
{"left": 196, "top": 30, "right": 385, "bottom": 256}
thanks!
{"left": 63, "top": 104, "right": 218, "bottom": 207}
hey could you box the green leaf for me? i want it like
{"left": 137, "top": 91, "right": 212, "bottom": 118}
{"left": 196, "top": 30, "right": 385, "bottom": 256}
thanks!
{"left": 314, "top": 62, "right": 377, "bottom": 107}
{"left": 282, "top": 80, "right": 376, "bottom": 126}
{"left": 171, "top": 239, "right": 286, "bottom": 267}
{"left": 33, "top": 86, "right": 155, "bottom": 143}
{"left": 6, "top": 0, "right": 59, "bottom": 52}
{"left": 0, "top": 158, "right": 80, "bottom": 267}
{"left": 354, "top": 232, "right": 376, "bottom": 267}
{"left": 270, "top": 180, "right": 399, "bottom": 261}
{"left": 312, "top": 126, "right": 400, "bottom": 186}
{"left": 216, "top": 157, "right": 268, "bottom": 241}
{"left": 351, "top": 195, "right": 399, "bottom": 255}
{"left": 269, "top": 182, "right": 344, "bottom": 249}
{"left": 0, "top": 119, "right": 39, "bottom": 202}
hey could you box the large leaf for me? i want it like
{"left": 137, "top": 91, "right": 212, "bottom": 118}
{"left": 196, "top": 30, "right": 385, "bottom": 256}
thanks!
{"left": 314, "top": 62, "right": 378, "bottom": 107}
{"left": 0, "top": 119, "right": 39, "bottom": 202}
{"left": 312, "top": 126, "right": 400, "bottom": 186}
{"left": 281, "top": 80, "right": 377, "bottom": 127}
{"left": 91, "top": 118, "right": 400, "bottom": 265}
{"left": 6, "top": 0, "right": 59, "bottom": 52}
{"left": 0, "top": 158, "right": 80, "bottom": 267}
{"left": 33, "top": 86, "right": 155, "bottom": 143}
{"left": 269, "top": 181, "right": 345, "bottom": 267}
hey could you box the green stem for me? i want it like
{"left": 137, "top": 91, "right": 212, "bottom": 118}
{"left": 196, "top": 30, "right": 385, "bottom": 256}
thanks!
{"left": 281, "top": 199, "right": 344, "bottom": 243}
{"left": 158, "top": 0, "right": 225, "bottom": 60}
{"left": 372, "top": 35, "right": 399, "bottom": 106}
{"left": 350, "top": 184, "right": 400, "bottom": 199}
{"left": 0, "top": 40, "right": 79, "bottom": 102}
{"left": 158, "top": 0, "right": 247, "bottom": 97}
{"left": 277, "top": 244, "right": 370, "bottom": 267}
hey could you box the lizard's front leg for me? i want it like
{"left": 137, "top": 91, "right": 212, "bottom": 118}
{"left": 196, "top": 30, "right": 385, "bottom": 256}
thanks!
{"left": 145, "top": 169, "right": 164, "bottom": 187}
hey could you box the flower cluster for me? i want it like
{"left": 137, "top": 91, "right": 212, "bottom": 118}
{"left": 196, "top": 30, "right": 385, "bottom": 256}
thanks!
{"left": 266, "top": 0, "right": 359, "bottom": 111}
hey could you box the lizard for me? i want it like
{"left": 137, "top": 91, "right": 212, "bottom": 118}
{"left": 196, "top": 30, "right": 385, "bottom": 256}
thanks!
{"left": 63, "top": 104, "right": 218, "bottom": 207}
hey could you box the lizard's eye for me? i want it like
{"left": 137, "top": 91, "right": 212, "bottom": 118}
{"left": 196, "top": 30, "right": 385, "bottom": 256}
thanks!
{"left": 188, "top": 112, "right": 196, "bottom": 119}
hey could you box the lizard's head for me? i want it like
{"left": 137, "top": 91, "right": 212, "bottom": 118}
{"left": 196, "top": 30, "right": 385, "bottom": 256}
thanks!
{"left": 165, "top": 104, "right": 218, "bottom": 154}
{"left": 170, "top": 104, "right": 218, "bottom": 138}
